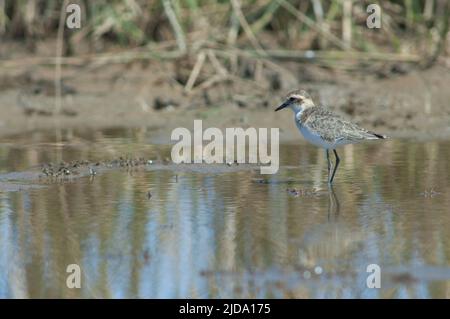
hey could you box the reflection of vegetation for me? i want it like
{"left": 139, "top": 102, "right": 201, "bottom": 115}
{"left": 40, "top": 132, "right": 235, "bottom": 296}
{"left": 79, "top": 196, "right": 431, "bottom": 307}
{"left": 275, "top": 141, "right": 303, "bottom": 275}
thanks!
{"left": 0, "top": 1, "right": 448, "bottom": 63}
{"left": 1, "top": 135, "right": 450, "bottom": 298}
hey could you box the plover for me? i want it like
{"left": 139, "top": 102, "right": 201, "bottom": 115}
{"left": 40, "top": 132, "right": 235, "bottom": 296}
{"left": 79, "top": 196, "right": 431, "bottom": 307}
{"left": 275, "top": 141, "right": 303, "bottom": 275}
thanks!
{"left": 275, "top": 90, "right": 386, "bottom": 184}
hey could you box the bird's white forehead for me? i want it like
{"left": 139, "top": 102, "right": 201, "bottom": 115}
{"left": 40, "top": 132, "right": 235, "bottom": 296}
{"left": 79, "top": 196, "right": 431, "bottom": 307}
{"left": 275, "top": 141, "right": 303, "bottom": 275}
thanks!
{"left": 290, "top": 94, "right": 304, "bottom": 99}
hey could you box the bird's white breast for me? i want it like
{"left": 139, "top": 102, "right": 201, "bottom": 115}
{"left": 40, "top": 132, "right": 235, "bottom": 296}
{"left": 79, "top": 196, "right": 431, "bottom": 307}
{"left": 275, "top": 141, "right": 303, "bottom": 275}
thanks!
{"left": 295, "top": 111, "right": 333, "bottom": 149}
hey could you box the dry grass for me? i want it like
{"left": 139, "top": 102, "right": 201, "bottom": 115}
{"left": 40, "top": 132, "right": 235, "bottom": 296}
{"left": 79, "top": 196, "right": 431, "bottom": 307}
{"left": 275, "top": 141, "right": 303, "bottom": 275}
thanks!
{"left": 0, "top": 0, "right": 448, "bottom": 83}
{"left": 0, "top": 1, "right": 447, "bottom": 52}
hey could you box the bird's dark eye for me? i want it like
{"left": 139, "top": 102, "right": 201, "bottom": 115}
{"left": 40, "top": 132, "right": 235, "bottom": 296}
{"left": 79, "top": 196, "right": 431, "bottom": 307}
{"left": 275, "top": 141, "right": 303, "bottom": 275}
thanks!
{"left": 289, "top": 97, "right": 296, "bottom": 101}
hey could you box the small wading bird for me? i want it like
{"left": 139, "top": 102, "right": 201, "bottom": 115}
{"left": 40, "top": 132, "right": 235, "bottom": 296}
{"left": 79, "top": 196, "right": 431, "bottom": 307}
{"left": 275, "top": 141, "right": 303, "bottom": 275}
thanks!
{"left": 275, "top": 90, "right": 386, "bottom": 184}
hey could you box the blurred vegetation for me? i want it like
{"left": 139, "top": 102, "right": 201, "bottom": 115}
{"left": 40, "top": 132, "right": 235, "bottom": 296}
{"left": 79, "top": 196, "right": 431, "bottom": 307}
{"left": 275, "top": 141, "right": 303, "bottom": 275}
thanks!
{"left": 0, "top": 0, "right": 448, "bottom": 64}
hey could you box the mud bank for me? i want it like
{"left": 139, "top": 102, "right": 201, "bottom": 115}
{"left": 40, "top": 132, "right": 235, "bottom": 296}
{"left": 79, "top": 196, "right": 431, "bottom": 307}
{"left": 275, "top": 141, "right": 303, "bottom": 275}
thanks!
{"left": 0, "top": 156, "right": 262, "bottom": 192}
{"left": 1, "top": 55, "right": 450, "bottom": 141}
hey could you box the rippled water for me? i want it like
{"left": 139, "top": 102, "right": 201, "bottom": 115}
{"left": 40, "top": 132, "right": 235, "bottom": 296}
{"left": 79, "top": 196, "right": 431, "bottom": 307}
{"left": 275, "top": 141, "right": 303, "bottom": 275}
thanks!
{"left": 0, "top": 128, "right": 449, "bottom": 298}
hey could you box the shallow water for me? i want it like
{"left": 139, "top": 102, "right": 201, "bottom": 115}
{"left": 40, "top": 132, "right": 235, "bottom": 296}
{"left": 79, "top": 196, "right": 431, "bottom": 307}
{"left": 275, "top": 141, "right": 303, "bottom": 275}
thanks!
{"left": 0, "top": 128, "right": 450, "bottom": 298}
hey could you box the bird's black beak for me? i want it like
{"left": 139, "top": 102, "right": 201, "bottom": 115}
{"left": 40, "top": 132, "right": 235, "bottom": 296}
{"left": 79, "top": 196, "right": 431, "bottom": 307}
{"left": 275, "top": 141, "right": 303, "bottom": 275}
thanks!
{"left": 275, "top": 100, "right": 290, "bottom": 112}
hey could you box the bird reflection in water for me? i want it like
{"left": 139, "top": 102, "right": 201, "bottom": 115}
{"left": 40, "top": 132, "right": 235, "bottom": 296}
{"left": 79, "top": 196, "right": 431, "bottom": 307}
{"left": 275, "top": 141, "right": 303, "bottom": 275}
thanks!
{"left": 327, "top": 185, "right": 340, "bottom": 220}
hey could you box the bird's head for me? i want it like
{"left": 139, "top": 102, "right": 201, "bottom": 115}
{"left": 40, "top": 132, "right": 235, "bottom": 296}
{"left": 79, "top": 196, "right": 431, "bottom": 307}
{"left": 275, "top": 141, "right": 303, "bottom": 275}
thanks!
{"left": 275, "top": 90, "right": 314, "bottom": 113}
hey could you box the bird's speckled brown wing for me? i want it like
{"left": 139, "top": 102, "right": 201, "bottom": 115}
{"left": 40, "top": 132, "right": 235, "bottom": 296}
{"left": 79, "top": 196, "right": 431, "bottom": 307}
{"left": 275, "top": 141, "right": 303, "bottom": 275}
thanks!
{"left": 299, "top": 106, "right": 381, "bottom": 144}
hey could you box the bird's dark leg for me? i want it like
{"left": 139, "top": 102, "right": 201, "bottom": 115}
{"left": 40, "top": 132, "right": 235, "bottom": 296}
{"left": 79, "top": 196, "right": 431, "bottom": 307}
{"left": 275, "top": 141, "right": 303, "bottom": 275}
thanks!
{"left": 326, "top": 149, "right": 331, "bottom": 182}
{"left": 329, "top": 149, "right": 340, "bottom": 184}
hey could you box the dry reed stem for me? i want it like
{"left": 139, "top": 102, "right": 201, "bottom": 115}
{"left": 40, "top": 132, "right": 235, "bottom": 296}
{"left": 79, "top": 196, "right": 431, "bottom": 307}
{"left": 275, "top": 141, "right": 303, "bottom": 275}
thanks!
{"left": 342, "top": 0, "right": 352, "bottom": 49}
{"left": 185, "top": 51, "right": 206, "bottom": 92}
{"left": 54, "top": 0, "right": 68, "bottom": 115}
{"left": 162, "top": 0, "right": 187, "bottom": 53}
{"left": 230, "top": 0, "right": 265, "bottom": 54}
{"left": 207, "top": 49, "right": 228, "bottom": 76}
{"left": 277, "top": 0, "right": 349, "bottom": 51}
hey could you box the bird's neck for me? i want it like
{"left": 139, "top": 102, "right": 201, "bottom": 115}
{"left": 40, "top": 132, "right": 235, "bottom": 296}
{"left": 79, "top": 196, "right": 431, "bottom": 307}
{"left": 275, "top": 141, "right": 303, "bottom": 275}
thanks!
{"left": 292, "top": 104, "right": 315, "bottom": 124}
{"left": 289, "top": 103, "right": 303, "bottom": 114}
{"left": 292, "top": 103, "right": 315, "bottom": 114}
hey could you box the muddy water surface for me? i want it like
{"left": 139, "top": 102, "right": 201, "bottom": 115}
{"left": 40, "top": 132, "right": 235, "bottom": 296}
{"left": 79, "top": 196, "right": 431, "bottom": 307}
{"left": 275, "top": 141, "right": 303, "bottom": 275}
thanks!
{"left": 0, "top": 128, "right": 450, "bottom": 298}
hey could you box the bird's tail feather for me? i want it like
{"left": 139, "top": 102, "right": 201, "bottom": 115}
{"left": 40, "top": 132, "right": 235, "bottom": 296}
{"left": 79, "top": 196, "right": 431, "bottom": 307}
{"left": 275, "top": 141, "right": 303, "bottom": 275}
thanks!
{"left": 368, "top": 131, "right": 387, "bottom": 139}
